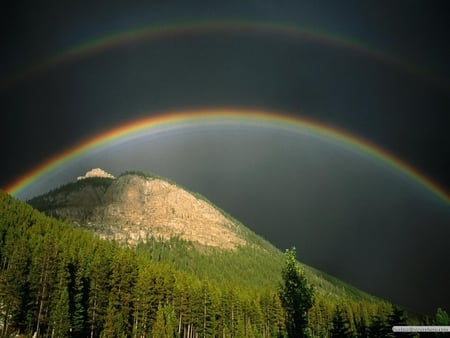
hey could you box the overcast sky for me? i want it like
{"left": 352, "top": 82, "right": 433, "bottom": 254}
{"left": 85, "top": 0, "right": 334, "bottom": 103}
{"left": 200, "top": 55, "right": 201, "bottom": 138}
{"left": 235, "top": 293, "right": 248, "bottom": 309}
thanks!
{"left": 1, "top": 1, "right": 449, "bottom": 315}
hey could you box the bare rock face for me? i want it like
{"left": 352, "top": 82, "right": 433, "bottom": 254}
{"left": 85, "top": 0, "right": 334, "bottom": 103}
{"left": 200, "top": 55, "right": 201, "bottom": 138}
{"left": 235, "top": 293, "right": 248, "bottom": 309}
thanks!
{"left": 77, "top": 168, "right": 115, "bottom": 180}
{"left": 36, "top": 174, "right": 246, "bottom": 250}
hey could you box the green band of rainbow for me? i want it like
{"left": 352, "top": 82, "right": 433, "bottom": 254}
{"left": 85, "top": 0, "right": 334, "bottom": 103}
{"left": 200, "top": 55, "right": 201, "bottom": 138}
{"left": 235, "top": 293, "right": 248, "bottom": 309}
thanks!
{"left": 1, "top": 20, "right": 447, "bottom": 91}
{"left": 5, "top": 108, "right": 450, "bottom": 205}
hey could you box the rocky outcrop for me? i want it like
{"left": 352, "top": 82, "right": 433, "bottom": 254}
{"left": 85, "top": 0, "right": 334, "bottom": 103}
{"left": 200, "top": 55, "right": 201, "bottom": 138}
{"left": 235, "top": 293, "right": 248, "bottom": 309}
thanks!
{"left": 77, "top": 168, "right": 115, "bottom": 180}
{"left": 34, "top": 173, "right": 246, "bottom": 250}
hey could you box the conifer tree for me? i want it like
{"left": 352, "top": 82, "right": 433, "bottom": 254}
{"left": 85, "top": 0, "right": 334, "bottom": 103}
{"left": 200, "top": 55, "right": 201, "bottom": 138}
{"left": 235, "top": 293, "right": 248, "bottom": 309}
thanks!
{"left": 385, "top": 306, "right": 408, "bottom": 337}
{"left": 70, "top": 260, "right": 88, "bottom": 336}
{"left": 434, "top": 307, "right": 450, "bottom": 337}
{"left": 152, "top": 303, "right": 177, "bottom": 338}
{"left": 0, "top": 227, "right": 30, "bottom": 335}
{"left": 132, "top": 265, "right": 153, "bottom": 337}
{"left": 330, "top": 305, "right": 353, "bottom": 338}
{"left": 103, "top": 250, "right": 138, "bottom": 337}
{"left": 279, "top": 247, "right": 314, "bottom": 338}
{"left": 87, "top": 244, "right": 111, "bottom": 338}
{"left": 435, "top": 307, "right": 450, "bottom": 326}
{"left": 29, "top": 233, "right": 60, "bottom": 337}
{"left": 369, "top": 315, "right": 391, "bottom": 338}
{"left": 48, "top": 286, "right": 71, "bottom": 338}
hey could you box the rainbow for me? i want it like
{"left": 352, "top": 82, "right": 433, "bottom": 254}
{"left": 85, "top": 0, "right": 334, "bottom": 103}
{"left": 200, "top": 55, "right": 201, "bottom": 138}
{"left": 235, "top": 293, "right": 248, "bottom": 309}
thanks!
{"left": 1, "top": 20, "right": 447, "bottom": 91}
{"left": 5, "top": 108, "right": 450, "bottom": 205}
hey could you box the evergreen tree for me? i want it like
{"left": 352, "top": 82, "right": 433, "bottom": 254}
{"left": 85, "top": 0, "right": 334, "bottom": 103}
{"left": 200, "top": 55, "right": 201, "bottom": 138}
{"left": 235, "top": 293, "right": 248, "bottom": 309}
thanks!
{"left": 198, "top": 281, "right": 218, "bottom": 337}
{"left": 330, "top": 305, "right": 353, "bottom": 338}
{"left": 435, "top": 307, "right": 450, "bottom": 326}
{"left": 102, "top": 250, "right": 138, "bottom": 337}
{"left": 132, "top": 264, "right": 153, "bottom": 337}
{"left": 434, "top": 308, "right": 450, "bottom": 337}
{"left": 87, "top": 244, "right": 111, "bottom": 338}
{"left": 152, "top": 303, "right": 177, "bottom": 338}
{"left": 48, "top": 286, "right": 71, "bottom": 338}
{"left": 279, "top": 247, "right": 314, "bottom": 338}
{"left": 260, "top": 290, "right": 283, "bottom": 337}
{"left": 385, "top": 306, "right": 408, "bottom": 337}
{"left": 0, "top": 227, "right": 30, "bottom": 336}
{"left": 69, "top": 259, "right": 88, "bottom": 336}
{"left": 28, "top": 232, "right": 60, "bottom": 337}
{"left": 369, "top": 315, "right": 391, "bottom": 338}
{"left": 354, "top": 303, "right": 370, "bottom": 338}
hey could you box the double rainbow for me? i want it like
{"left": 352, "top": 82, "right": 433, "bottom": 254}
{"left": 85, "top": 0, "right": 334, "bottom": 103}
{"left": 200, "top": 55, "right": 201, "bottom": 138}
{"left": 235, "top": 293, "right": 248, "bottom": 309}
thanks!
{"left": 3, "top": 21, "right": 448, "bottom": 204}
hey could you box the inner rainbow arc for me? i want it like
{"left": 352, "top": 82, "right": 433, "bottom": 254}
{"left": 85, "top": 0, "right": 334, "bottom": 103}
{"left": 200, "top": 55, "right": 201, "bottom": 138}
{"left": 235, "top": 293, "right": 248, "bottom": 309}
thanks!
{"left": 5, "top": 108, "right": 450, "bottom": 206}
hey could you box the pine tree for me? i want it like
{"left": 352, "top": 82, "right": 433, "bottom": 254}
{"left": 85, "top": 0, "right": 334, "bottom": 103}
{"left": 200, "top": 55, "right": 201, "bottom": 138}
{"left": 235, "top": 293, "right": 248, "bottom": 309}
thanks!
{"left": 102, "top": 250, "right": 138, "bottom": 337}
{"left": 330, "top": 305, "right": 353, "bottom": 338}
{"left": 87, "top": 244, "right": 111, "bottom": 338}
{"left": 173, "top": 275, "right": 193, "bottom": 337}
{"left": 198, "top": 281, "right": 217, "bottom": 338}
{"left": 29, "top": 232, "right": 60, "bottom": 337}
{"left": 46, "top": 244, "right": 72, "bottom": 338}
{"left": 434, "top": 307, "right": 450, "bottom": 337}
{"left": 435, "top": 307, "right": 450, "bottom": 325}
{"left": 48, "top": 286, "right": 71, "bottom": 338}
{"left": 244, "top": 293, "right": 263, "bottom": 337}
{"left": 279, "top": 247, "right": 314, "bottom": 338}
{"left": 385, "top": 306, "right": 408, "bottom": 337}
{"left": 308, "top": 299, "right": 334, "bottom": 337}
{"left": 260, "top": 290, "right": 277, "bottom": 337}
{"left": 369, "top": 315, "right": 391, "bottom": 338}
{"left": 69, "top": 258, "right": 88, "bottom": 336}
{"left": 151, "top": 303, "right": 177, "bottom": 338}
{"left": 0, "top": 227, "right": 30, "bottom": 336}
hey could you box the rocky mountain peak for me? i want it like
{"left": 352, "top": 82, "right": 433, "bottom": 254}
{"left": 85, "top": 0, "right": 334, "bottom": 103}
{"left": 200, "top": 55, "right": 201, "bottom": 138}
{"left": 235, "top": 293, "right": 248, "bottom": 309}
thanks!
{"left": 31, "top": 172, "right": 246, "bottom": 250}
{"left": 77, "top": 168, "right": 115, "bottom": 181}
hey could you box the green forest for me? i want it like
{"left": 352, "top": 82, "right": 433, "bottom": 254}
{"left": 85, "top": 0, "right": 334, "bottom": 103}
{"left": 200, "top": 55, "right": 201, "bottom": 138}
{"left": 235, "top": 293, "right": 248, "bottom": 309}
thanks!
{"left": 0, "top": 190, "right": 447, "bottom": 337}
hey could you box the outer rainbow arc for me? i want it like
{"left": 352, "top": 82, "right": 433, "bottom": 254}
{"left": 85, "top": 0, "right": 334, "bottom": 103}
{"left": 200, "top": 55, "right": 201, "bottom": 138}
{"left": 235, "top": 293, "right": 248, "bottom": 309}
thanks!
{"left": 5, "top": 108, "right": 450, "bottom": 206}
{"left": 1, "top": 20, "right": 447, "bottom": 92}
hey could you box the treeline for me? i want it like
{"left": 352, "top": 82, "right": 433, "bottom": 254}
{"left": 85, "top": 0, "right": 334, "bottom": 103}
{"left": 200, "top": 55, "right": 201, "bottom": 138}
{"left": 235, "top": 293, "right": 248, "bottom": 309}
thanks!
{"left": 0, "top": 191, "right": 441, "bottom": 337}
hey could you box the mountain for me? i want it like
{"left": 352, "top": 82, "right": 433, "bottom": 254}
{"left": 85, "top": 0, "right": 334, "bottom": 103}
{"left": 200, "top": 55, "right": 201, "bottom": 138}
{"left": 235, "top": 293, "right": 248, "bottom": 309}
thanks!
{"left": 28, "top": 170, "right": 390, "bottom": 300}
{"left": 0, "top": 170, "right": 422, "bottom": 336}
{"left": 29, "top": 171, "right": 245, "bottom": 249}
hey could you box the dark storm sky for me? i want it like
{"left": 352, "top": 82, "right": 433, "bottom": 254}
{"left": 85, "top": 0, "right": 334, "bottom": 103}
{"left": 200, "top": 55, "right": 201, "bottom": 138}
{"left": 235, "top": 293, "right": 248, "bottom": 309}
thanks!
{"left": 1, "top": 1, "right": 449, "bottom": 314}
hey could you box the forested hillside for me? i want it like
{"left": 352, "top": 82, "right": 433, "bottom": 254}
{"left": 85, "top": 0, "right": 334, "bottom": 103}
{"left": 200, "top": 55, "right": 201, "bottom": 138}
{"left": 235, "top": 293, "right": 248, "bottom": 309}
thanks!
{"left": 0, "top": 190, "right": 425, "bottom": 337}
